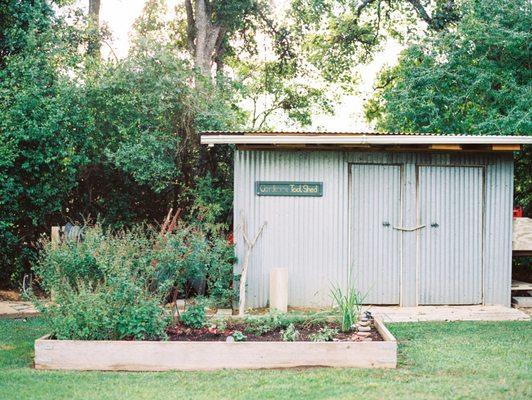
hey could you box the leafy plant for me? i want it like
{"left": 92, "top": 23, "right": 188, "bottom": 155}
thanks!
{"left": 231, "top": 331, "right": 246, "bottom": 342}
{"left": 331, "top": 285, "right": 365, "bottom": 333}
{"left": 281, "top": 323, "right": 300, "bottom": 342}
{"left": 179, "top": 305, "right": 206, "bottom": 329}
{"left": 31, "top": 223, "right": 211, "bottom": 340}
{"left": 243, "top": 313, "right": 300, "bottom": 335}
{"left": 309, "top": 326, "right": 338, "bottom": 342}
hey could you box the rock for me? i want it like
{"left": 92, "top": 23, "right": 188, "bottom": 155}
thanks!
{"left": 356, "top": 331, "right": 371, "bottom": 338}
{"left": 357, "top": 325, "right": 371, "bottom": 332}
{"left": 362, "top": 338, "right": 373, "bottom": 342}
{"left": 226, "top": 336, "right": 235, "bottom": 343}
{"left": 357, "top": 320, "right": 370, "bottom": 327}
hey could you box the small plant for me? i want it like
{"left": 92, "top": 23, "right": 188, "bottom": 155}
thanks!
{"left": 281, "top": 323, "right": 300, "bottom": 342}
{"left": 215, "top": 320, "right": 227, "bottom": 332}
{"left": 180, "top": 304, "right": 206, "bottom": 328}
{"left": 231, "top": 330, "right": 246, "bottom": 341}
{"left": 309, "top": 326, "right": 338, "bottom": 342}
{"left": 331, "top": 284, "right": 365, "bottom": 332}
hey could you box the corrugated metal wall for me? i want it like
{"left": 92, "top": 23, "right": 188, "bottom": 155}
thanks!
{"left": 417, "top": 166, "right": 483, "bottom": 304}
{"left": 234, "top": 150, "right": 514, "bottom": 308}
{"left": 349, "top": 164, "right": 402, "bottom": 304}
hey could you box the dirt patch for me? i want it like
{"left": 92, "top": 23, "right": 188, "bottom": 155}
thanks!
{"left": 166, "top": 321, "right": 383, "bottom": 342}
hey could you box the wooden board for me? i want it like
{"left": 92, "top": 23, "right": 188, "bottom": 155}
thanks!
{"left": 513, "top": 218, "right": 532, "bottom": 253}
{"left": 35, "top": 319, "right": 397, "bottom": 371}
{"left": 512, "top": 280, "right": 532, "bottom": 291}
{"left": 512, "top": 297, "right": 532, "bottom": 307}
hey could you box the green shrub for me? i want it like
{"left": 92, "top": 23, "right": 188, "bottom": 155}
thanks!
{"left": 231, "top": 331, "right": 246, "bottom": 342}
{"left": 31, "top": 223, "right": 234, "bottom": 340}
{"left": 180, "top": 305, "right": 206, "bottom": 328}
{"left": 309, "top": 326, "right": 338, "bottom": 342}
{"left": 281, "top": 323, "right": 300, "bottom": 341}
{"left": 242, "top": 312, "right": 327, "bottom": 335}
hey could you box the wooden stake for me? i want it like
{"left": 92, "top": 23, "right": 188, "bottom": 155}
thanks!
{"left": 238, "top": 215, "right": 266, "bottom": 316}
{"left": 51, "top": 226, "right": 60, "bottom": 248}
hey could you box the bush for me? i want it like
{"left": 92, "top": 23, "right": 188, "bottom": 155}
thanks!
{"left": 281, "top": 323, "right": 300, "bottom": 342}
{"left": 309, "top": 326, "right": 338, "bottom": 342}
{"left": 180, "top": 305, "right": 206, "bottom": 328}
{"left": 31, "top": 222, "right": 235, "bottom": 340}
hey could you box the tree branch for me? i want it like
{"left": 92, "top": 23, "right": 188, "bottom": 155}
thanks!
{"left": 405, "top": 0, "right": 433, "bottom": 25}
{"left": 185, "top": 0, "right": 196, "bottom": 55}
{"left": 356, "top": 0, "right": 376, "bottom": 18}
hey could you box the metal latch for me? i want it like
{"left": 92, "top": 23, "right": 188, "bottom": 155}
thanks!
{"left": 393, "top": 224, "right": 426, "bottom": 232}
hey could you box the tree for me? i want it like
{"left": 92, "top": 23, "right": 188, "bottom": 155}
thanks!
{"left": 0, "top": 0, "right": 92, "bottom": 285}
{"left": 288, "top": 0, "right": 460, "bottom": 87}
{"left": 87, "top": 0, "right": 101, "bottom": 58}
{"left": 365, "top": 0, "right": 531, "bottom": 210}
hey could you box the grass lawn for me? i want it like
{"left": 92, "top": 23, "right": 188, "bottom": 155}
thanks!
{"left": 0, "top": 318, "right": 530, "bottom": 399}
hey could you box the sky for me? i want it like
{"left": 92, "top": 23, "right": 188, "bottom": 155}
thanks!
{"left": 79, "top": 0, "right": 403, "bottom": 131}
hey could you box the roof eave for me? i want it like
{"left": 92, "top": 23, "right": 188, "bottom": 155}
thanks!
{"left": 200, "top": 134, "right": 532, "bottom": 146}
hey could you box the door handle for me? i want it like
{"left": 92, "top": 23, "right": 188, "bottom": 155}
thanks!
{"left": 393, "top": 224, "right": 426, "bottom": 232}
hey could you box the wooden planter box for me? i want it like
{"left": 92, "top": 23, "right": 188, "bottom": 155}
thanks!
{"left": 35, "top": 318, "right": 396, "bottom": 371}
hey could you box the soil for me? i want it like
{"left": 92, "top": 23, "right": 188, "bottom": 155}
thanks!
{"left": 166, "top": 321, "right": 383, "bottom": 342}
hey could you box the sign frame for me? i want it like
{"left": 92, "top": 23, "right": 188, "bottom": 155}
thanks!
{"left": 255, "top": 181, "right": 323, "bottom": 197}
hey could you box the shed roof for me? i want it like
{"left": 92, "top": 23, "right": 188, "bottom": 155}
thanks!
{"left": 200, "top": 131, "right": 532, "bottom": 152}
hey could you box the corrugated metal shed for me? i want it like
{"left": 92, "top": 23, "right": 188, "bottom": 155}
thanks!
{"left": 233, "top": 150, "right": 514, "bottom": 308}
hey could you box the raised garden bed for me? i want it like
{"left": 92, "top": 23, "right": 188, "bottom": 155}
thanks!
{"left": 34, "top": 318, "right": 397, "bottom": 371}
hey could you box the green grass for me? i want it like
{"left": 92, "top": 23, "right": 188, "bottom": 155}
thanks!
{"left": 0, "top": 318, "right": 530, "bottom": 399}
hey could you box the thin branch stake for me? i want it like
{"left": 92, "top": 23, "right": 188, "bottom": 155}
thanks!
{"left": 238, "top": 214, "right": 267, "bottom": 316}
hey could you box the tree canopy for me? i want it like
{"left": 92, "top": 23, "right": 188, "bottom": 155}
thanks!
{"left": 365, "top": 0, "right": 531, "bottom": 211}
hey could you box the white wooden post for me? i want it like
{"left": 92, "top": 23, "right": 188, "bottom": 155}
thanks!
{"left": 269, "top": 268, "right": 288, "bottom": 313}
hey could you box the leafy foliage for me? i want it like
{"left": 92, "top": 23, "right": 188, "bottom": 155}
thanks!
{"left": 0, "top": 1, "right": 240, "bottom": 288}
{"left": 180, "top": 304, "right": 206, "bottom": 328}
{"left": 32, "top": 225, "right": 175, "bottom": 340}
{"left": 309, "top": 326, "right": 338, "bottom": 342}
{"left": 0, "top": 1, "right": 91, "bottom": 285}
{"left": 365, "top": 0, "right": 531, "bottom": 210}
{"left": 281, "top": 323, "right": 300, "bottom": 342}
{"left": 331, "top": 285, "right": 365, "bottom": 332}
{"left": 230, "top": 330, "right": 247, "bottom": 342}
{"left": 31, "top": 222, "right": 235, "bottom": 340}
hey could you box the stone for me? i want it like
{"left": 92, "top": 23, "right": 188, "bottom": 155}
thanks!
{"left": 226, "top": 336, "right": 235, "bottom": 343}
{"left": 357, "top": 325, "right": 371, "bottom": 332}
{"left": 362, "top": 338, "right": 373, "bottom": 342}
{"left": 357, "top": 320, "right": 370, "bottom": 327}
{"left": 356, "top": 331, "right": 371, "bottom": 338}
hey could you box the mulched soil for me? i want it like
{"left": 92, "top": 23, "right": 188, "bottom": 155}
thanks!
{"left": 166, "top": 321, "right": 383, "bottom": 342}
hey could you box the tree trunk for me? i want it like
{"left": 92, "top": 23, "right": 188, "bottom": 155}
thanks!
{"left": 88, "top": 0, "right": 101, "bottom": 58}
{"left": 185, "top": 0, "right": 225, "bottom": 77}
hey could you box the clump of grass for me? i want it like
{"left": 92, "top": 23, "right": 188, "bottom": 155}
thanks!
{"left": 331, "top": 285, "right": 365, "bottom": 332}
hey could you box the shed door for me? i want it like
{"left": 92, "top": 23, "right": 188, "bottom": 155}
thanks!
{"left": 418, "top": 166, "right": 483, "bottom": 305}
{"left": 349, "top": 164, "right": 401, "bottom": 305}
